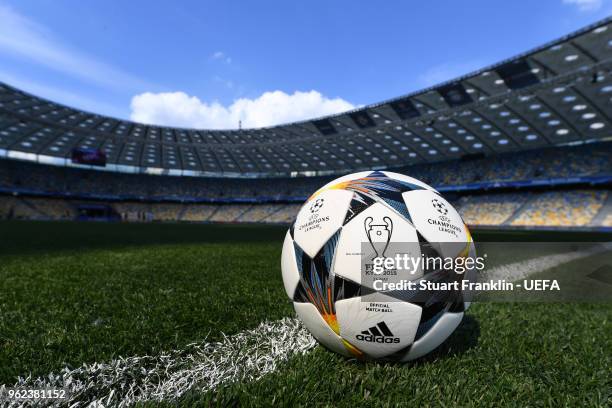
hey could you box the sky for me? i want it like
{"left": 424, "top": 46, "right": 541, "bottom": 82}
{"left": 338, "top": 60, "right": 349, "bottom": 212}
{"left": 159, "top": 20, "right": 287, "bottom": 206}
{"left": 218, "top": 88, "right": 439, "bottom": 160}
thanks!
{"left": 0, "top": 0, "right": 610, "bottom": 129}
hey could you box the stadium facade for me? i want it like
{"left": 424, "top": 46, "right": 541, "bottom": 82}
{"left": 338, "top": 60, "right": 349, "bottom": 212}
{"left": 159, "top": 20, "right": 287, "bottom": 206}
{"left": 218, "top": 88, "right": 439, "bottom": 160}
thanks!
{"left": 0, "top": 18, "right": 610, "bottom": 229}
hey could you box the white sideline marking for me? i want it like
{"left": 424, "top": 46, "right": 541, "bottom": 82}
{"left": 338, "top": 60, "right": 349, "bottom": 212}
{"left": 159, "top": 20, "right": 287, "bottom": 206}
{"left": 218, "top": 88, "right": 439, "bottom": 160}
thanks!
{"left": 2, "top": 318, "right": 316, "bottom": 407}
{"left": 482, "top": 243, "right": 612, "bottom": 282}
{"left": 3, "top": 243, "right": 609, "bottom": 406}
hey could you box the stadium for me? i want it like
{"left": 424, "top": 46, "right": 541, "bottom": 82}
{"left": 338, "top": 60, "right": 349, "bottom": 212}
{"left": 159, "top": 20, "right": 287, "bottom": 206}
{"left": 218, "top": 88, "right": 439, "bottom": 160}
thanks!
{"left": 0, "top": 9, "right": 610, "bottom": 408}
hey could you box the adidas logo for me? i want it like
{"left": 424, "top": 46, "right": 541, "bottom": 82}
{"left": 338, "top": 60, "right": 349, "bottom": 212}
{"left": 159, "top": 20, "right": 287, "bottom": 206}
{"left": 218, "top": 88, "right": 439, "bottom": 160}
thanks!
{"left": 355, "top": 321, "right": 400, "bottom": 344}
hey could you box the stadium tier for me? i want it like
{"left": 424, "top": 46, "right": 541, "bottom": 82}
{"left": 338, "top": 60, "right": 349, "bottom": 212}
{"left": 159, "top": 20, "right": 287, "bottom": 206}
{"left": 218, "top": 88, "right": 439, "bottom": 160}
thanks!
{"left": 0, "top": 142, "right": 610, "bottom": 200}
{"left": 0, "top": 19, "right": 611, "bottom": 177}
{"left": 0, "top": 18, "right": 610, "bottom": 229}
{"left": 1, "top": 189, "right": 611, "bottom": 228}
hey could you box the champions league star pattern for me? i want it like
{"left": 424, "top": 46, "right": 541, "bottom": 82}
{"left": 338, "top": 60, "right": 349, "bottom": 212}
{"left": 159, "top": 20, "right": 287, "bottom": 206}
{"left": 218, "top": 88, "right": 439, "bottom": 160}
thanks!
{"left": 290, "top": 172, "right": 473, "bottom": 359}
{"left": 292, "top": 230, "right": 341, "bottom": 332}
{"left": 292, "top": 230, "right": 365, "bottom": 357}
{"left": 309, "top": 171, "right": 426, "bottom": 225}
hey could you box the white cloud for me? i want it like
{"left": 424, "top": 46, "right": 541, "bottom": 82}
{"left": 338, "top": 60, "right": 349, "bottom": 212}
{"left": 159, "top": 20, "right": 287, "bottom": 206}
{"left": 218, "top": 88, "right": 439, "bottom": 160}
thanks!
{"left": 562, "top": 0, "right": 603, "bottom": 11}
{"left": 0, "top": 4, "right": 152, "bottom": 91}
{"left": 210, "top": 51, "right": 232, "bottom": 64}
{"left": 417, "top": 61, "right": 485, "bottom": 87}
{"left": 130, "top": 90, "right": 355, "bottom": 129}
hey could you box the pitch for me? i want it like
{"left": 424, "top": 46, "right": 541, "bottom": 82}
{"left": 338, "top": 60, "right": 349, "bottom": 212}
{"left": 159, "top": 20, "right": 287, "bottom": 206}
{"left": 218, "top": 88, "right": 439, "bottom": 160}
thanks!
{"left": 0, "top": 221, "right": 610, "bottom": 406}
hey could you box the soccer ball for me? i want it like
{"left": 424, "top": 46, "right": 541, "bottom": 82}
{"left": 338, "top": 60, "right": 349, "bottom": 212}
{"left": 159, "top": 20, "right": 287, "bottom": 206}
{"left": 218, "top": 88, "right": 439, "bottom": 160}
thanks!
{"left": 281, "top": 171, "right": 476, "bottom": 361}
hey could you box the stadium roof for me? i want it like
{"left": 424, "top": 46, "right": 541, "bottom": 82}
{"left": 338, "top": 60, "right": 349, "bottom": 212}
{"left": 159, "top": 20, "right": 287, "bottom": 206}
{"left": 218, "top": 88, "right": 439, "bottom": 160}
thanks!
{"left": 0, "top": 18, "right": 611, "bottom": 178}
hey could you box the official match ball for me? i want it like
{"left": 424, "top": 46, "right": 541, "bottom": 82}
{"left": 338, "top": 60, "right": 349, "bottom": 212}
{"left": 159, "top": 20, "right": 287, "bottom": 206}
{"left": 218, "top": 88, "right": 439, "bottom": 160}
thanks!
{"left": 281, "top": 171, "right": 476, "bottom": 361}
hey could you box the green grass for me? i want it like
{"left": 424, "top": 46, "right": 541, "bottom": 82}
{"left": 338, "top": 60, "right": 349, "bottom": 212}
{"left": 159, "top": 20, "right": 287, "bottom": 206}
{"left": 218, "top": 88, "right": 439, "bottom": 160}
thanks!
{"left": 185, "top": 303, "right": 611, "bottom": 407}
{"left": 0, "top": 222, "right": 292, "bottom": 383}
{"left": 0, "top": 220, "right": 611, "bottom": 407}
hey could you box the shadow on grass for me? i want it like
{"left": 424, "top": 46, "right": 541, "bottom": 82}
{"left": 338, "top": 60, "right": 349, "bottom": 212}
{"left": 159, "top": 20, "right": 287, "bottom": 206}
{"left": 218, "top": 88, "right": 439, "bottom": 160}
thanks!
{"left": 333, "top": 313, "right": 480, "bottom": 367}
{"left": 412, "top": 314, "right": 481, "bottom": 365}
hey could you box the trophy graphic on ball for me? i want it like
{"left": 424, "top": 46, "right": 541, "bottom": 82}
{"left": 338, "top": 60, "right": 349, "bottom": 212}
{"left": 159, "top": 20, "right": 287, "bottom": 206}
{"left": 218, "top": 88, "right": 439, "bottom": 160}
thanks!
{"left": 364, "top": 216, "right": 393, "bottom": 261}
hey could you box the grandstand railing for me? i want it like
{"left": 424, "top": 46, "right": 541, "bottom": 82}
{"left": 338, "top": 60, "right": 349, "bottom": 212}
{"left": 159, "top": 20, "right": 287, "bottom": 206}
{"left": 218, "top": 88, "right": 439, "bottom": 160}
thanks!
{"left": 1, "top": 174, "right": 610, "bottom": 204}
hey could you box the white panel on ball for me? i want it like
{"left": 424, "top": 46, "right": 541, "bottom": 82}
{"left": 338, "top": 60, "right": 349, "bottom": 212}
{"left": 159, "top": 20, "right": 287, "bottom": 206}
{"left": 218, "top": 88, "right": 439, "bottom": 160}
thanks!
{"left": 280, "top": 230, "right": 300, "bottom": 299}
{"left": 334, "top": 202, "right": 420, "bottom": 284}
{"left": 293, "top": 302, "right": 351, "bottom": 357}
{"left": 401, "top": 311, "right": 464, "bottom": 361}
{"left": 336, "top": 294, "right": 422, "bottom": 359}
{"left": 293, "top": 189, "right": 353, "bottom": 258}
{"left": 402, "top": 189, "right": 468, "bottom": 258}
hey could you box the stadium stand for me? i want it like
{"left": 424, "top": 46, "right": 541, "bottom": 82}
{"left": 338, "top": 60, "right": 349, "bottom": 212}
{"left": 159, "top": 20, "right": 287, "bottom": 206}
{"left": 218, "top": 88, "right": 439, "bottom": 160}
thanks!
{"left": 181, "top": 204, "right": 219, "bottom": 222}
{"left": 511, "top": 190, "right": 608, "bottom": 227}
{"left": 0, "top": 195, "right": 17, "bottom": 219}
{"left": 26, "top": 197, "right": 75, "bottom": 220}
{"left": 262, "top": 204, "right": 302, "bottom": 224}
{"left": 0, "top": 142, "right": 609, "bottom": 200}
{"left": 1, "top": 191, "right": 610, "bottom": 228}
{"left": 0, "top": 138, "right": 610, "bottom": 228}
{"left": 150, "top": 203, "right": 184, "bottom": 222}
{"left": 236, "top": 204, "right": 287, "bottom": 223}
{"left": 113, "top": 202, "right": 152, "bottom": 222}
{"left": 0, "top": 18, "right": 610, "bottom": 229}
{"left": 455, "top": 193, "right": 529, "bottom": 226}
{"left": 208, "top": 205, "right": 253, "bottom": 223}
